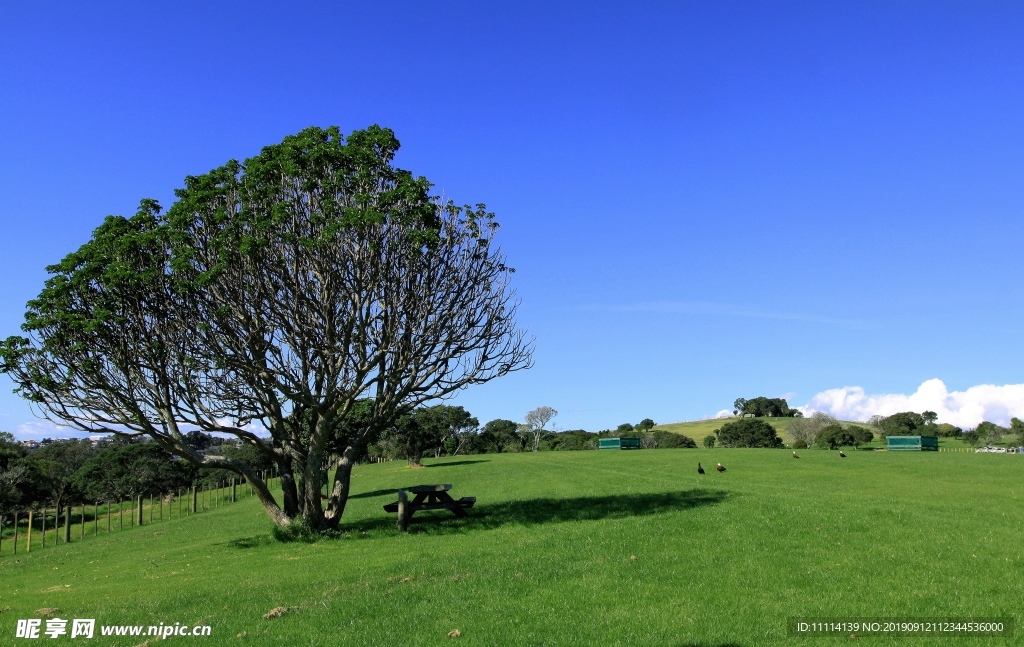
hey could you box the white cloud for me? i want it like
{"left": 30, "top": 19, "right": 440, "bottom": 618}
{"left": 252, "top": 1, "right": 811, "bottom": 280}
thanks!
{"left": 13, "top": 420, "right": 90, "bottom": 442}
{"left": 804, "top": 379, "right": 1024, "bottom": 428}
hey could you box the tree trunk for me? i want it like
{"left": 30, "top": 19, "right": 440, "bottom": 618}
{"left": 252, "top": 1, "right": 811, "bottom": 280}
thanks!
{"left": 248, "top": 475, "right": 293, "bottom": 527}
{"left": 323, "top": 444, "right": 360, "bottom": 530}
{"left": 278, "top": 457, "right": 300, "bottom": 518}
{"left": 299, "top": 456, "right": 324, "bottom": 529}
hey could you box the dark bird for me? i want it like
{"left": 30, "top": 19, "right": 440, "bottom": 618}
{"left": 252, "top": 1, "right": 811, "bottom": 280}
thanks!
{"left": 839, "top": 451, "right": 846, "bottom": 458}
{"left": 792, "top": 451, "right": 800, "bottom": 458}
{"left": 716, "top": 462, "right": 726, "bottom": 472}
{"left": 697, "top": 463, "right": 705, "bottom": 475}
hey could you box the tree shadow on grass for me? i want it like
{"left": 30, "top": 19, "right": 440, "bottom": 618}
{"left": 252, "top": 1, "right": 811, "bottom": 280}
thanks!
{"left": 424, "top": 459, "right": 491, "bottom": 468}
{"left": 341, "top": 488, "right": 730, "bottom": 536}
{"left": 347, "top": 488, "right": 398, "bottom": 500}
{"left": 225, "top": 534, "right": 276, "bottom": 549}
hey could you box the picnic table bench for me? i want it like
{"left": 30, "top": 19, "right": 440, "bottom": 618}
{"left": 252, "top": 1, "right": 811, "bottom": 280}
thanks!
{"left": 383, "top": 484, "right": 475, "bottom": 531}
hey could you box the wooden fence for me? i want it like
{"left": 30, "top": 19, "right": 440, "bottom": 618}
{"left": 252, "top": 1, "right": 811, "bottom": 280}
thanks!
{"left": 0, "top": 470, "right": 278, "bottom": 557}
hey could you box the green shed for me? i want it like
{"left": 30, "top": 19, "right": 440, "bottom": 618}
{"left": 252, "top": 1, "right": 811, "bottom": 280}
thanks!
{"left": 598, "top": 437, "right": 641, "bottom": 450}
{"left": 886, "top": 435, "right": 939, "bottom": 451}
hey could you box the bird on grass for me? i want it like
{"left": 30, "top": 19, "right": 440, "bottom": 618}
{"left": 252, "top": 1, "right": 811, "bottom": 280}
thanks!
{"left": 716, "top": 463, "right": 726, "bottom": 472}
{"left": 792, "top": 451, "right": 800, "bottom": 458}
{"left": 839, "top": 451, "right": 846, "bottom": 458}
{"left": 697, "top": 463, "right": 705, "bottom": 475}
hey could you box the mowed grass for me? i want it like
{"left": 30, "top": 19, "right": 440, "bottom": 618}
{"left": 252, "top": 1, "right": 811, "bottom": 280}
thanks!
{"left": 2, "top": 450, "right": 1023, "bottom": 646}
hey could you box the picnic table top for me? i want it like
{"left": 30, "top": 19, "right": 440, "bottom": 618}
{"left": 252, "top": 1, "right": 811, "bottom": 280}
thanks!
{"left": 407, "top": 484, "right": 452, "bottom": 493}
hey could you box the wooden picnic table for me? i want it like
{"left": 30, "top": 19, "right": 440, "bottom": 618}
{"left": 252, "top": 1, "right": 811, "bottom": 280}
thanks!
{"left": 383, "top": 484, "right": 476, "bottom": 531}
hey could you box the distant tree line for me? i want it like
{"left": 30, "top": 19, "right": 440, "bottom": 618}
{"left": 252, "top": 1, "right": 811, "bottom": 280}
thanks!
{"left": 0, "top": 431, "right": 276, "bottom": 519}
{"left": 364, "top": 409, "right": 701, "bottom": 460}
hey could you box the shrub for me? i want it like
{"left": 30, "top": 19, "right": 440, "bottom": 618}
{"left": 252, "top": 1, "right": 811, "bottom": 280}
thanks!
{"left": 792, "top": 439, "right": 808, "bottom": 449}
{"left": 850, "top": 426, "right": 874, "bottom": 447}
{"left": 702, "top": 435, "right": 716, "bottom": 448}
{"left": 714, "top": 419, "right": 783, "bottom": 448}
{"left": 814, "top": 424, "right": 856, "bottom": 449}
{"left": 652, "top": 430, "right": 697, "bottom": 449}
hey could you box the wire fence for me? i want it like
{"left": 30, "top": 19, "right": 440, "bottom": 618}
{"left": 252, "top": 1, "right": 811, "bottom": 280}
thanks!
{"left": 0, "top": 470, "right": 279, "bottom": 557}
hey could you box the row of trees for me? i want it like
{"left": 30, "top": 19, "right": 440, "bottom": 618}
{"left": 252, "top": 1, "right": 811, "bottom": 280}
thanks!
{"left": 0, "top": 432, "right": 275, "bottom": 521}
{"left": 706, "top": 414, "right": 873, "bottom": 449}
{"left": 865, "top": 411, "right": 1024, "bottom": 447}
{"left": 366, "top": 409, "right": 699, "bottom": 459}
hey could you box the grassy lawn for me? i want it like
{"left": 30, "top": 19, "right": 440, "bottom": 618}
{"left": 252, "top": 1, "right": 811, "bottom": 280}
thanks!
{"left": 2, "top": 449, "right": 1022, "bottom": 645}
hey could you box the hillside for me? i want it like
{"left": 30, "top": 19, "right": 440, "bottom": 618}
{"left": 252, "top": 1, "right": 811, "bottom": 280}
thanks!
{"left": 653, "top": 416, "right": 802, "bottom": 442}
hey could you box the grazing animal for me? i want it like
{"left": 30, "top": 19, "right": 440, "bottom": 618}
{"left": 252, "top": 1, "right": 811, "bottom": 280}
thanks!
{"left": 716, "top": 463, "right": 726, "bottom": 472}
{"left": 839, "top": 451, "right": 846, "bottom": 458}
{"left": 697, "top": 463, "right": 705, "bottom": 475}
{"left": 792, "top": 451, "right": 799, "bottom": 458}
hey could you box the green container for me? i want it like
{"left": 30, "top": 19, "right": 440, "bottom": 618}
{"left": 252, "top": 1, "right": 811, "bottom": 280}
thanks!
{"left": 598, "top": 437, "right": 641, "bottom": 450}
{"left": 886, "top": 435, "right": 939, "bottom": 451}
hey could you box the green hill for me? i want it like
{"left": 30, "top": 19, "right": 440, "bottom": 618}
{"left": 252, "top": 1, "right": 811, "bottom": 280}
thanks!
{"left": 2, "top": 449, "right": 1019, "bottom": 645}
{"left": 653, "top": 416, "right": 801, "bottom": 442}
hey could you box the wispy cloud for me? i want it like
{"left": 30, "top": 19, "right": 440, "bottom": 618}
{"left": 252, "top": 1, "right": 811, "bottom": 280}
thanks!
{"left": 14, "top": 420, "right": 90, "bottom": 441}
{"left": 576, "top": 301, "right": 876, "bottom": 329}
{"left": 804, "top": 378, "right": 1024, "bottom": 428}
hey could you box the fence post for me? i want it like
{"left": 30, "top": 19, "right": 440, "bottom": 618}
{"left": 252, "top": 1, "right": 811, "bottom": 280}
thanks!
{"left": 149, "top": 495, "right": 154, "bottom": 524}
{"left": 27, "top": 511, "right": 33, "bottom": 552}
{"left": 41, "top": 509, "right": 47, "bottom": 549}
{"left": 107, "top": 502, "right": 111, "bottom": 532}
{"left": 12, "top": 512, "right": 17, "bottom": 554}
{"left": 232, "top": 479, "right": 237, "bottom": 503}
{"left": 136, "top": 495, "right": 143, "bottom": 526}
{"left": 191, "top": 487, "right": 197, "bottom": 514}
{"left": 93, "top": 503, "right": 98, "bottom": 536}
{"left": 0, "top": 513, "right": 4, "bottom": 555}
{"left": 64, "top": 507, "right": 71, "bottom": 543}
{"left": 80, "top": 504, "right": 85, "bottom": 540}
{"left": 160, "top": 495, "right": 163, "bottom": 522}
{"left": 119, "top": 499, "right": 123, "bottom": 530}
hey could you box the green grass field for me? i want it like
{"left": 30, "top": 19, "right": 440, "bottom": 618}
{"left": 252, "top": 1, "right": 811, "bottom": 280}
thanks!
{"left": 2, "top": 449, "right": 1022, "bottom": 645}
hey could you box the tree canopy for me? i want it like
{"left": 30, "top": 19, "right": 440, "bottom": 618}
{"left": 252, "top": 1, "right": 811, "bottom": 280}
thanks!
{"left": 714, "top": 419, "right": 783, "bottom": 448}
{"left": 733, "top": 397, "right": 801, "bottom": 418}
{"left": 0, "top": 125, "right": 533, "bottom": 530}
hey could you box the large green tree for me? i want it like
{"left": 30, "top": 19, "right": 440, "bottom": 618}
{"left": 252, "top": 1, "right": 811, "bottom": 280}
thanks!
{"left": 714, "top": 419, "right": 783, "bottom": 448}
{"left": 0, "top": 126, "right": 533, "bottom": 530}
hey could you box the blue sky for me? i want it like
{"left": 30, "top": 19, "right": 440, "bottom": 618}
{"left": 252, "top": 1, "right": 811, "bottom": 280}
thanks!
{"left": 2, "top": 2, "right": 1023, "bottom": 438}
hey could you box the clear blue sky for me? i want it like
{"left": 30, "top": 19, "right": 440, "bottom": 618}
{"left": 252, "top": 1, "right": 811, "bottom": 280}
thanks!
{"left": 2, "top": 2, "right": 1023, "bottom": 437}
